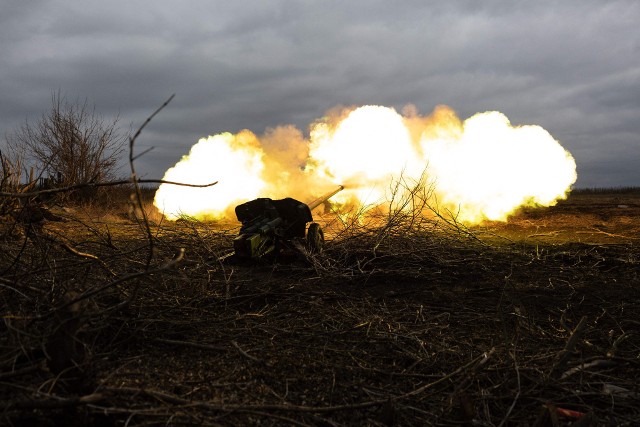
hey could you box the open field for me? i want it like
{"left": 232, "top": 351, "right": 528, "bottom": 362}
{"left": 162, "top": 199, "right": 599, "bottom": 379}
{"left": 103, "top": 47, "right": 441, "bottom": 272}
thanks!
{"left": 1, "top": 189, "right": 639, "bottom": 426}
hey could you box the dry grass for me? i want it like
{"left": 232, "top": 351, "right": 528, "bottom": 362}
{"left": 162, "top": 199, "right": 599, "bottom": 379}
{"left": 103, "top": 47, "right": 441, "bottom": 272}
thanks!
{"left": 1, "top": 186, "right": 640, "bottom": 426}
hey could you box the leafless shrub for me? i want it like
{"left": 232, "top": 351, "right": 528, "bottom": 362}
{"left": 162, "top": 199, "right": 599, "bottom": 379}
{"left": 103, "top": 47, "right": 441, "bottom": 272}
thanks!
{"left": 5, "top": 91, "right": 126, "bottom": 203}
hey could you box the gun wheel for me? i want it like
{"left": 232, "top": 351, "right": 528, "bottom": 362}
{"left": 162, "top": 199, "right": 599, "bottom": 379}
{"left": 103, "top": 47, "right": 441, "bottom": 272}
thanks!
{"left": 306, "top": 222, "right": 324, "bottom": 253}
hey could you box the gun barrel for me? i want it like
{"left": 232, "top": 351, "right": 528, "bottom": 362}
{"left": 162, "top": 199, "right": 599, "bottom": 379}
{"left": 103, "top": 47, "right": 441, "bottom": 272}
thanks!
{"left": 307, "top": 185, "right": 344, "bottom": 211}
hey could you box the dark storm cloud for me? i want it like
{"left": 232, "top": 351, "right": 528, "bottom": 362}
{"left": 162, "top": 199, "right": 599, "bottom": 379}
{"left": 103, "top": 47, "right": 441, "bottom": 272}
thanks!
{"left": 1, "top": 0, "right": 638, "bottom": 187}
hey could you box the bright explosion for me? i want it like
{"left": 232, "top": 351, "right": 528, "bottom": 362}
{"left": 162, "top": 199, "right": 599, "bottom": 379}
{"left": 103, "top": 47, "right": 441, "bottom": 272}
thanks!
{"left": 153, "top": 105, "right": 577, "bottom": 224}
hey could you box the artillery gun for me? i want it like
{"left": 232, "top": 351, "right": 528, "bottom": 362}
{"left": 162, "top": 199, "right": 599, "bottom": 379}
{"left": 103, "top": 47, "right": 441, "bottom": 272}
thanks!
{"left": 232, "top": 186, "right": 343, "bottom": 260}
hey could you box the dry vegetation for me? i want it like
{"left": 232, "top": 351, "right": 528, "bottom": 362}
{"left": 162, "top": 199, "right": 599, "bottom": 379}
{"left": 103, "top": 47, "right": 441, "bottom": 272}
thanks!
{"left": 1, "top": 184, "right": 639, "bottom": 426}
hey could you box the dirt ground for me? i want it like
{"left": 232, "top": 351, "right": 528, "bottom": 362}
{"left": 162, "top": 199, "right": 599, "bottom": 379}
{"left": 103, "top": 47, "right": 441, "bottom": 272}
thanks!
{"left": 1, "top": 189, "right": 639, "bottom": 426}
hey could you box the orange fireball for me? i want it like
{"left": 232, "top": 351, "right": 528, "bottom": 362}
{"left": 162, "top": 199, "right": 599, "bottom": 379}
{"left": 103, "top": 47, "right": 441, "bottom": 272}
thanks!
{"left": 154, "top": 104, "right": 577, "bottom": 224}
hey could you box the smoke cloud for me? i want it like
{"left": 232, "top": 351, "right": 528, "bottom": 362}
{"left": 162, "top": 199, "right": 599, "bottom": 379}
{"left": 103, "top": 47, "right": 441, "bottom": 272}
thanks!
{"left": 154, "top": 104, "right": 577, "bottom": 223}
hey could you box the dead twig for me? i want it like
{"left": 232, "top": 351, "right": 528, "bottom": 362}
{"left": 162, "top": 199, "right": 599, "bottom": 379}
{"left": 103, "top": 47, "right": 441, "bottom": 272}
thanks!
{"left": 153, "top": 338, "right": 227, "bottom": 352}
{"left": 4, "top": 392, "right": 103, "bottom": 410}
{"left": 231, "top": 340, "right": 263, "bottom": 364}
{"left": 0, "top": 178, "right": 218, "bottom": 198}
{"left": 128, "top": 94, "right": 174, "bottom": 268}
{"left": 59, "top": 242, "right": 116, "bottom": 276}
{"left": 550, "top": 315, "right": 588, "bottom": 379}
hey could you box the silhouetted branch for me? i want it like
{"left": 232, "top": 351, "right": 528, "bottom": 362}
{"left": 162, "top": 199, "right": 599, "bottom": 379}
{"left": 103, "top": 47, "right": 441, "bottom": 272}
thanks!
{"left": 0, "top": 178, "right": 217, "bottom": 198}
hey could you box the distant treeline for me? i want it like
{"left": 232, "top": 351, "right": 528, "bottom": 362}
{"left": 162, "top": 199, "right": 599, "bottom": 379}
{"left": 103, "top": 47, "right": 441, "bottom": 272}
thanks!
{"left": 573, "top": 186, "right": 640, "bottom": 195}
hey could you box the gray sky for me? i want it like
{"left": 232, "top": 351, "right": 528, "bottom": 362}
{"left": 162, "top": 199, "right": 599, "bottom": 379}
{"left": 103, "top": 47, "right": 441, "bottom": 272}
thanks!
{"left": 1, "top": 0, "right": 638, "bottom": 188}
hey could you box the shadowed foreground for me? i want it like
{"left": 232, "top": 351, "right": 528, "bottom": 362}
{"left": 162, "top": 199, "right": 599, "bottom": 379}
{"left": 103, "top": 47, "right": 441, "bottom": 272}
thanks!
{"left": 1, "top": 191, "right": 639, "bottom": 426}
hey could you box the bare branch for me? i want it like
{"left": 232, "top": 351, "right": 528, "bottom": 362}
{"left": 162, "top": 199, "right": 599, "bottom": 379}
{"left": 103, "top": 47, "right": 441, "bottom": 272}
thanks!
{"left": 0, "top": 178, "right": 218, "bottom": 198}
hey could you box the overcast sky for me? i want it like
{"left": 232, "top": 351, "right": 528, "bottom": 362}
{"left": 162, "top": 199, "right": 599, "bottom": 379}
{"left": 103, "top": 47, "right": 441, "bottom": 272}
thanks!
{"left": 1, "top": 0, "right": 638, "bottom": 188}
